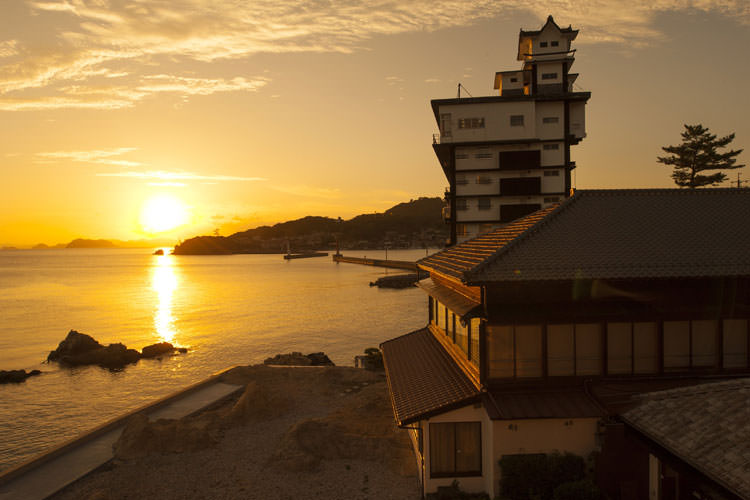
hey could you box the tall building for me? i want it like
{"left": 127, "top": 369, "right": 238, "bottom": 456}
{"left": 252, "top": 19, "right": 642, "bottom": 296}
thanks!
{"left": 432, "top": 16, "right": 590, "bottom": 244}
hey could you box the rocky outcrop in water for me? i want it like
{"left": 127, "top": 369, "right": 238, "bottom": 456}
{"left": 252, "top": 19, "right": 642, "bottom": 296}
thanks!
{"left": 263, "top": 352, "right": 335, "bottom": 366}
{"left": 369, "top": 273, "right": 419, "bottom": 289}
{"left": 48, "top": 330, "right": 186, "bottom": 370}
{"left": 0, "top": 369, "right": 41, "bottom": 384}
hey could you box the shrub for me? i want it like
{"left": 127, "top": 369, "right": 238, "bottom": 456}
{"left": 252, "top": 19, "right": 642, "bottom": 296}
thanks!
{"left": 498, "top": 453, "right": 587, "bottom": 500}
{"left": 553, "top": 479, "right": 600, "bottom": 500}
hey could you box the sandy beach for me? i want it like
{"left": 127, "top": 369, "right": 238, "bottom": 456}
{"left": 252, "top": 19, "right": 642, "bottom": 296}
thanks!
{"left": 50, "top": 365, "right": 419, "bottom": 500}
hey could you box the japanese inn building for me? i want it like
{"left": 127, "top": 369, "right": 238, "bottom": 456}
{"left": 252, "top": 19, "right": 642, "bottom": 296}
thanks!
{"left": 381, "top": 17, "right": 750, "bottom": 500}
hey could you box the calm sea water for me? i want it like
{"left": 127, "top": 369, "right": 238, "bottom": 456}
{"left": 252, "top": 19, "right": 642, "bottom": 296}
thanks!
{"left": 0, "top": 248, "right": 431, "bottom": 472}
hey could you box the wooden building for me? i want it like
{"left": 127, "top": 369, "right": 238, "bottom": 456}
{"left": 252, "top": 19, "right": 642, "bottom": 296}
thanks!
{"left": 381, "top": 189, "right": 750, "bottom": 499}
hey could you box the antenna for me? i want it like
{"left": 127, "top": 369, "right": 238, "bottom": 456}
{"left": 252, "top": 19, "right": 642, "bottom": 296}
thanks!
{"left": 457, "top": 83, "right": 474, "bottom": 99}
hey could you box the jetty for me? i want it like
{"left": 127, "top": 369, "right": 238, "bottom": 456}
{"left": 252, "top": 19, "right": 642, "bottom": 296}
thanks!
{"left": 283, "top": 252, "right": 328, "bottom": 260}
{"left": 332, "top": 254, "right": 418, "bottom": 271}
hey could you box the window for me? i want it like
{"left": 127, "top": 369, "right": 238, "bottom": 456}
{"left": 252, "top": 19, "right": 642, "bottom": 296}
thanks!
{"left": 458, "top": 117, "right": 485, "bottom": 129}
{"left": 691, "top": 320, "right": 718, "bottom": 367}
{"left": 551, "top": 41, "right": 559, "bottom": 47}
{"left": 487, "top": 325, "right": 514, "bottom": 377}
{"left": 723, "top": 319, "right": 748, "bottom": 368}
{"left": 542, "top": 116, "right": 559, "bottom": 124}
{"left": 664, "top": 321, "right": 690, "bottom": 370}
{"left": 470, "top": 318, "right": 481, "bottom": 367}
{"left": 456, "top": 177, "right": 468, "bottom": 185}
{"left": 510, "top": 115, "right": 524, "bottom": 126}
{"left": 456, "top": 200, "right": 468, "bottom": 211}
{"left": 478, "top": 199, "right": 491, "bottom": 210}
{"left": 576, "top": 324, "right": 602, "bottom": 375}
{"left": 456, "top": 224, "right": 469, "bottom": 236}
{"left": 456, "top": 318, "right": 469, "bottom": 355}
{"left": 476, "top": 176, "right": 492, "bottom": 184}
{"left": 515, "top": 325, "right": 543, "bottom": 377}
{"left": 479, "top": 223, "right": 494, "bottom": 234}
{"left": 429, "top": 422, "right": 482, "bottom": 477}
{"left": 500, "top": 203, "right": 541, "bottom": 222}
{"left": 440, "top": 113, "right": 452, "bottom": 137}
{"left": 500, "top": 177, "right": 541, "bottom": 196}
{"left": 475, "top": 152, "right": 493, "bottom": 159}
{"left": 541, "top": 72, "right": 558, "bottom": 80}
{"left": 543, "top": 170, "right": 560, "bottom": 177}
{"left": 540, "top": 41, "right": 548, "bottom": 48}
{"left": 547, "top": 324, "right": 574, "bottom": 376}
{"left": 510, "top": 77, "right": 518, "bottom": 83}
{"left": 607, "top": 323, "right": 632, "bottom": 375}
{"left": 543, "top": 144, "right": 560, "bottom": 150}
{"left": 633, "top": 322, "right": 658, "bottom": 373}
{"left": 544, "top": 197, "right": 560, "bottom": 203}
{"left": 455, "top": 153, "right": 469, "bottom": 160}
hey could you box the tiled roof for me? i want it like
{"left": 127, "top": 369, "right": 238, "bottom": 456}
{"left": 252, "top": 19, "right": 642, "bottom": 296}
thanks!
{"left": 422, "top": 189, "right": 750, "bottom": 284}
{"left": 519, "top": 16, "right": 578, "bottom": 37}
{"left": 621, "top": 378, "right": 750, "bottom": 499}
{"left": 484, "top": 386, "right": 605, "bottom": 420}
{"left": 418, "top": 204, "right": 558, "bottom": 281}
{"left": 381, "top": 328, "right": 480, "bottom": 426}
{"left": 416, "top": 278, "right": 481, "bottom": 319}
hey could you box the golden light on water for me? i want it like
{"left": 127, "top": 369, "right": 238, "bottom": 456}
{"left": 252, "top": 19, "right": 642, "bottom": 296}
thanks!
{"left": 140, "top": 194, "right": 188, "bottom": 234}
{"left": 152, "top": 251, "right": 177, "bottom": 343}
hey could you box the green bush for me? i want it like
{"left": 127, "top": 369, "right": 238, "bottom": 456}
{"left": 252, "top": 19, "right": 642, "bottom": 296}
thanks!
{"left": 553, "top": 479, "right": 600, "bottom": 500}
{"left": 426, "top": 480, "right": 490, "bottom": 500}
{"left": 498, "top": 453, "right": 587, "bottom": 500}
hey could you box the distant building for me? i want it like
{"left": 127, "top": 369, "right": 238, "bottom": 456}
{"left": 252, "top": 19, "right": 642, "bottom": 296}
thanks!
{"left": 432, "top": 16, "right": 590, "bottom": 244}
{"left": 382, "top": 188, "right": 750, "bottom": 499}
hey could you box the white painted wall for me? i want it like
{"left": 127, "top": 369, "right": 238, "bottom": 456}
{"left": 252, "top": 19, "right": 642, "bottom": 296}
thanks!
{"left": 536, "top": 61, "right": 563, "bottom": 84}
{"left": 438, "top": 101, "right": 536, "bottom": 143}
{"left": 422, "top": 404, "right": 495, "bottom": 496}
{"left": 570, "top": 101, "right": 586, "bottom": 139}
{"left": 541, "top": 170, "right": 565, "bottom": 193}
{"left": 540, "top": 143, "right": 564, "bottom": 165}
{"left": 456, "top": 198, "right": 500, "bottom": 222}
{"left": 535, "top": 101, "right": 564, "bottom": 140}
{"left": 492, "top": 418, "right": 600, "bottom": 498}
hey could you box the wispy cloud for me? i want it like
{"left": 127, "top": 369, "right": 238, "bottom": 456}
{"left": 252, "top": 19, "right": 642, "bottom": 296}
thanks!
{"left": 35, "top": 147, "right": 141, "bottom": 166}
{"left": 2, "top": 1, "right": 748, "bottom": 111}
{"left": 272, "top": 184, "right": 343, "bottom": 199}
{"left": 97, "top": 170, "right": 266, "bottom": 182}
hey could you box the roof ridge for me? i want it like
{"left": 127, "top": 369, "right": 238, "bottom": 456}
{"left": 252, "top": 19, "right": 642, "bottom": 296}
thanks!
{"left": 463, "top": 197, "right": 575, "bottom": 282}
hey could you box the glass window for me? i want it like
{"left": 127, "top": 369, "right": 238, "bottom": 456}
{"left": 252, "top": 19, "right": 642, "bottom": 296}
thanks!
{"left": 478, "top": 199, "right": 491, "bottom": 210}
{"left": 633, "top": 322, "right": 658, "bottom": 374}
{"left": 510, "top": 115, "right": 524, "bottom": 126}
{"left": 542, "top": 116, "right": 559, "bottom": 124}
{"left": 607, "top": 323, "right": 632, "bottom": 374}
{"left": 516, "top": 325, "right": 543, "bottom": 377}
{"left": 541, "top": 72, "right": 558, "bottom": 80}
{"left": 470, "top": 318, "right": 481, "bottom": 367}
{"left": 691, "top": 320, "right": 718, "bottom": 367}
{"left": 551, "top": 41, "right": 559, "bottom": 47}
{"left": 488, "top": 325, "right": 514, "bottom": 378}
{"left": 664, "top": 321, "right": 690, "bottom": 370}
{"left": 576, "top": 323, "right": 602, "bottom": 375}
{"left": 543, "top": 143, "right": 559, "bottom": 150}
{"left": 429, "top": 422, "right": 481, "bottom": 477}
{"left": 455, "top": 316, "right": 470, "bottom": 353}
{"left": 547, "top": 324, "right": 574, "bottom": 376}
{"left": 723, "top": 319, "right": 748, "bottom": 368}
{"left": 539, "top": 41, "right": 548, "bottom": 48}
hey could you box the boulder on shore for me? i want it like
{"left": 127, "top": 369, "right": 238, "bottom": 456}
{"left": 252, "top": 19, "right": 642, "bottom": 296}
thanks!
{"left": 0, "top": 369, "right": 41, "bottom": 384}
{"left": 368, "top": 273, "right": 419, "bottom": 289}
{"left": 47, "top": 330, "right": 141, "bottom": 369}
{"left": 264, "top": 352, "right": 335, "bottom": 367}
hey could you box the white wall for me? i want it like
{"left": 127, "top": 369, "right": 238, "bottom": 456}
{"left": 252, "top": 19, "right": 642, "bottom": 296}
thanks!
{"left": 535, "top": 101, "right": 564, "bottom": 140}
{"left": 422, "top": 404, "right": 495, "bottom": 496}
{"left": 439, "top": 101, "right": 536, "bottom": 143}
{"left": 570, "top": 101, "right": 586, "bottom": 139}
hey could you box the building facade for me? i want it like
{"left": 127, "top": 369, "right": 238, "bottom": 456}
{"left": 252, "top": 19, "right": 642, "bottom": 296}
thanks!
{"left": 381, "top": 189, "right": 750, "bottom": 499}
{"left": 432, "top": 16, "right": 590, "bottom": 244}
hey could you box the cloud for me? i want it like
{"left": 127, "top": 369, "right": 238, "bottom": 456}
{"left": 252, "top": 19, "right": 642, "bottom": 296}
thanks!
{"left": 97, "top": 170, "right": 266, "bottom": 182}
{"left": 2, "top": 1, "right": 749, "bottom": 111}
{"left": 35, "top": 147, "right": 141, "bottom": 166}
{"left": 272, "top": 184, "right": 343, "bottom": 198}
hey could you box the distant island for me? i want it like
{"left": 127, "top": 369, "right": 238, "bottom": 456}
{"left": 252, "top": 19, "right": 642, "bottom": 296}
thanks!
{"left": 173, "top": 197, "right": 447, "bottom": 255}
{"left": 24, "top": 238, "right": 176, "bottom": 250}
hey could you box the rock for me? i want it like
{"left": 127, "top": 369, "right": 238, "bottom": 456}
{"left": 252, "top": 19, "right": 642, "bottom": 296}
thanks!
{"left": 306, "top": 352, "right": 335, "bottom": 366}
{"left": 369, "top": 273, "right": 419, "bottom": 289}
{"left": 141, "top": 342, "right": 175, "bottom": 358}
{"left": 47, "top": 330, "right": 102, "bottom": 362}
{"left": 263, "top": 352, "right": 312, "bottom": 366}
{"left": 177, "top": 347, "right": 188, "bottom": 354}
{"left": 153, "top": 249, "right": 164, "bottom": 255}
{"left": 48, "top": 331, "right": 141, "bottom": 369}
{"left": 0, "top": 369, "right": 41, "bottom": 384}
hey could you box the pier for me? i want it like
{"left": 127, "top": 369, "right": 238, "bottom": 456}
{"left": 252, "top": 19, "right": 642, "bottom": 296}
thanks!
{"left": 332, "top": 254, "right": 419, "bottom": 271}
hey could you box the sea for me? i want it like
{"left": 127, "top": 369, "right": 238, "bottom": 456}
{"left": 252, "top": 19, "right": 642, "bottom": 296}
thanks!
{"left": 0, "top": 248, "right": 432, "bottom": 472}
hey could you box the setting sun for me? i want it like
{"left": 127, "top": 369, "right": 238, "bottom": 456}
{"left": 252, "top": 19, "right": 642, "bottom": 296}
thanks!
{"left": 140, "top": 195, "right": 188, "bottom": 234}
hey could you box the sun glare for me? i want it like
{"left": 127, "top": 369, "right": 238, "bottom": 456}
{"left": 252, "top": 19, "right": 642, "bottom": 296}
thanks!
{"left": 140, "top": 195, "right": 188, "bottom": 234}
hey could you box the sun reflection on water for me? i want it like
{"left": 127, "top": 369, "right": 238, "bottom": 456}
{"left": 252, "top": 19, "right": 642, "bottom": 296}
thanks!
{"left": 151, "top": 250, "right": 178, "bottom": 344}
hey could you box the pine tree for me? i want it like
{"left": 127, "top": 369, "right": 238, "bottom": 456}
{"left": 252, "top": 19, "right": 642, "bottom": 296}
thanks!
{"left": 657, "top": 124, "right": 744, "bottom": 188}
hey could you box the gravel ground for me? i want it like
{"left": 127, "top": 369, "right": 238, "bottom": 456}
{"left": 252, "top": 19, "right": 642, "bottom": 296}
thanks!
{"left": 51, "top": 365, "right": 420, "bottom": 500}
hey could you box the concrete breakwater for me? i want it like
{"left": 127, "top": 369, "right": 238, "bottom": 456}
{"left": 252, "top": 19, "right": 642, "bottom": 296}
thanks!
{"left": 332, "top": 254, "right": 418, "bottom": 271}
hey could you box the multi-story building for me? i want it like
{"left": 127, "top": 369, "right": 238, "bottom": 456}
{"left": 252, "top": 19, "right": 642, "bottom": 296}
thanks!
{"left": 432, "top": 16, "right": 590, "bottom": 244}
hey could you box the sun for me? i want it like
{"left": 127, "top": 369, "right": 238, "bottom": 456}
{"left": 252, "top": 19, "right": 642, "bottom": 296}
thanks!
{"left": 140, "top": 195, "right": 188, "bottom": 234}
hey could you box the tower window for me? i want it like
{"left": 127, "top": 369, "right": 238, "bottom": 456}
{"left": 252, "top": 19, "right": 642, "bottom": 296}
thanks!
{"left": 540, "top": 42, "right": 548, "bottom": 48}
{"left": 510, "top": 77, "right": 518, "bottom": 83}
{"left": 478, "top": 199, "right": 492, "bottom": 210}
{"left": 510, "top": 115, "right": 524, "bottom": 126}
{"left": 541, "top": 73, "right": 558, "bottom": 80}
{"left": 542, "top": 117, "right": 559, "bottom": 124}
{"left": 458, "top": 117, "right": 485, "bottom": 129}
{"left": 543, "top": 170, "right": 560, "bottom": 177}
{"left": 551, "top": 41, "right": 559, "bottom": 47}
{"left": 456, "top": 200, "right": 468, "bottom": 211}
{"left": 476, "top": 176, "right": 492, "bottom": 184}
{"left": 543, "top": 144, "right": 560, "bottom": 150}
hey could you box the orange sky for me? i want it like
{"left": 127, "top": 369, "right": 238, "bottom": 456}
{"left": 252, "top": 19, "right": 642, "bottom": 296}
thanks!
{"left": 1, "top": 1, "right": 748, "bottom": 246}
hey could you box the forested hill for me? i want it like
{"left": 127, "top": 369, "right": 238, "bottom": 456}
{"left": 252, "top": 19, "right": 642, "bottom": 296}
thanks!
{"left": 172, "top": 197, "right": 447, "bottom": 255}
